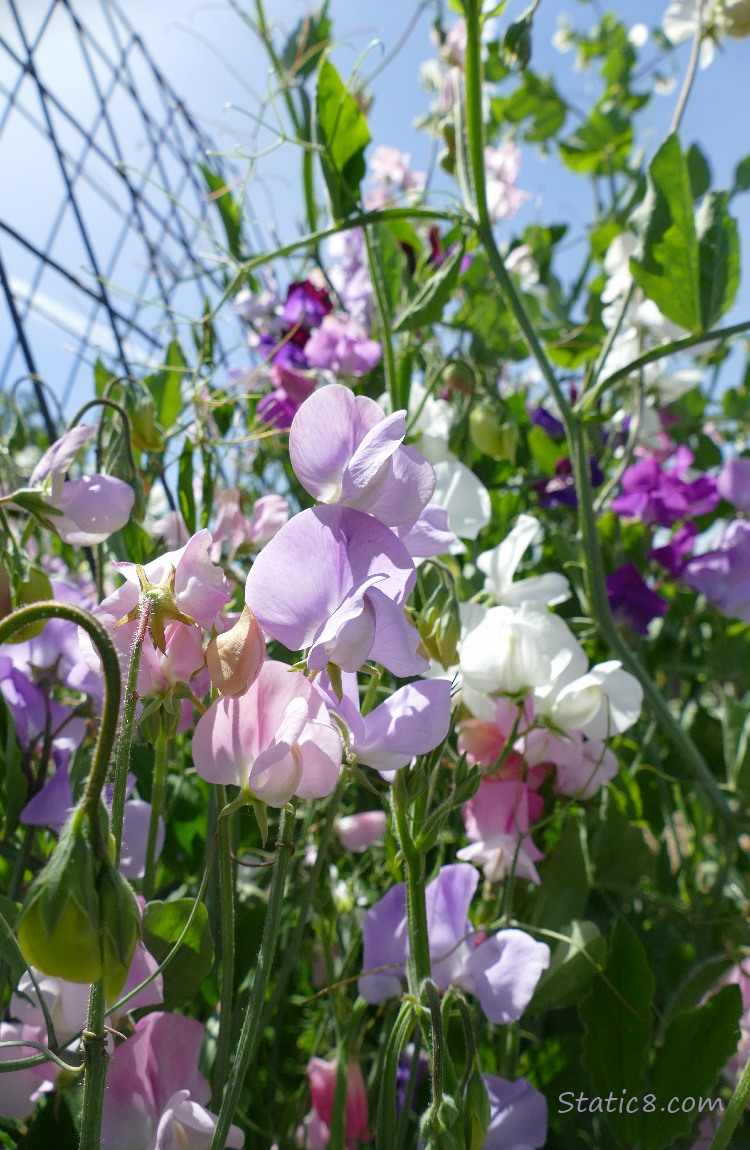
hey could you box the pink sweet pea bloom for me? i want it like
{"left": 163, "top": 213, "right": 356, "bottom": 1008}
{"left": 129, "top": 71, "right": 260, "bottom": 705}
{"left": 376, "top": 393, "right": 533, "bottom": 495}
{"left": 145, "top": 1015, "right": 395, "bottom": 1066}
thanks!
{"left": 101, "top": 1013, "right": 243, "bottom": 1150}
{"left": 26, "top": 424, "right": 134, "bottom": 545}
{"left": 0, "top": 1020, "right": 55, "bottom": 1120}
{"left": 303, "top": 1057, "right": 371, "bottom": 1149}
{"left": 245, "top": 506, "right": 427, "bottom": 678}
{"left": 335, "top": 811, "right": 387, "bottom": 853}
{"left": 457, "top": 779, "right": 545, "bottom": 884}
{"left": 192, "top": 660, "right": 342, "bottom": 806}
{"left": 289, "top": 385, "right": 435, "bottom": 527}
{"left": 523, "top": 728, "right": 618, "bottom": 798}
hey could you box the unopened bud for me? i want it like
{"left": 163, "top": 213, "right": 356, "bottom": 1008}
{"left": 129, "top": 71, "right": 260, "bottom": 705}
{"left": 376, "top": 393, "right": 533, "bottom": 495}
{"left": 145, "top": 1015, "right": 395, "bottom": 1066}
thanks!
{"left": 470, "top": 404, "right": 519, "bottom": 462}
{"left": 206, "top": 606, "right": 266, "bottom": 696}
{"left": 723, "top": 0, "right": 750, "bottom": 37}
{"left": 464, "top": 1070, "right": 491, "bottom": 1150}
{"left": 97, "top": 859, "right": 141, "bottom": 1001}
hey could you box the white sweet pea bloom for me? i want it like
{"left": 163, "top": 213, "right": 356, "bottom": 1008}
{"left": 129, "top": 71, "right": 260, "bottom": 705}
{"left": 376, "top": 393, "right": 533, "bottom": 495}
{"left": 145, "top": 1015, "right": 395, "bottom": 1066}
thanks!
{"left": 432, "top": 459, "right": 491, "bottom": 546}
{"left": 577, "top": 661, "right": 644, "bottom": 740}
{"left": 477, "top": 514, "right": 570, "bottom": 608}
{"left": 663, "top": 0, "right": 717, "bottom": 66}
{"left": 460, "top": 604, "right": 578, "bottom": 697}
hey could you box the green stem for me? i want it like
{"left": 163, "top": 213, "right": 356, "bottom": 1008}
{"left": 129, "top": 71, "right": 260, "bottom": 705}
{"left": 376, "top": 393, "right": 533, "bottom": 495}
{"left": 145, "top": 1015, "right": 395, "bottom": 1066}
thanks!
{"left": 212, "top": 783, "right": 236, "bottom": 1106}
{"left": 461, "top": 1, "right": 731, "bottom": 822}
{"left": 210, "top": 803, "right": 297, "bottom": 1150}
{"left": 78, "top": 981, "right": 107, "bottom": 1150}
{"left": 143, "top": 732, "right": 169, "bottom": 901}
{"left": 0, "top": 603, "right": 121, "bottom": 824}
{"left": 392, "top": 771, "right": 431, "bottom": 995}
{"left": 708, "top": 1045, "right": 750, "bottom": 1150}
{"left": 364, "top": 225, "right": 398, "bottom": 408}
{"left": 111, "top": 602, "right": 151, "bottom": 865}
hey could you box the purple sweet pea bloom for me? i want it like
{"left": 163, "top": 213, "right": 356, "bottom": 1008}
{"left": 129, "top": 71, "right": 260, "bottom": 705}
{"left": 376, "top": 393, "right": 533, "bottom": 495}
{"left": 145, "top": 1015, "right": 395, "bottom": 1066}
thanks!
{"left": 281, "top": 279, "right": 332, "bottom": 331}
{"left": 481, "top": 1075, "right": 548, "bottom": 1150}
{"left": 101, "top": 1013, "right": 243, "bottom": 1150}
{"left": 611, "top": 447, "right": 719, "bottom": 527}
{"left": 245, "top": 506, "right": 427, "bottom": 677}
{"left": 289, "top": 385, "right": 435, "bottom": 526}
{"left": 534, "top": 457, "right": 603, "bottom": 509}
{"left": 606, "top": 562, "right": 669, "bottom": 635}
{"left": 681, "top": 520, "right": 750, "bottom": 621}
{"left": 358, "top": 864, "right": 550, "bottom": 1022}
{"left": 649, "top": 521, "right": 697, "bottom": 576}
{"left": 529, "top": 405, "right": 565, "bottom": 440}
{"left": 304, "top": 314, "right": 382, "bottom": 377}
{"left": 27, "top": 424, "right": 134, "bottom": 545}
{"left": 718, "top": 457, "right": 750, "bottom": 512}
{"left": 393, "top": 504, "right": 457, "bottom": 559}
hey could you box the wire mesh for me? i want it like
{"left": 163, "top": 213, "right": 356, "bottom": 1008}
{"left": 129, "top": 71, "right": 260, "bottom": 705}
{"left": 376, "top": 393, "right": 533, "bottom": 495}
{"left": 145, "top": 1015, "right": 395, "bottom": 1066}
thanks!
{"left": 0, "top": 0, "right": 243, "bottom": 433}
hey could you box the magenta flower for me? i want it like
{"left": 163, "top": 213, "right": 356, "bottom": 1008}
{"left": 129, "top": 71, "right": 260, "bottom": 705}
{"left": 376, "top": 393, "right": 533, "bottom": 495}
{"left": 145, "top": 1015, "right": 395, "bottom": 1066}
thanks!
{"left": 25, "top": 424, "right": 134, "bottom": 545}
{"left": 304, "top": 315, "right": 382, "bottom": 377}
{"left": 681, "top": 519, "right": 750, "bottom": 621}
{"left": 245, "top": 506, "right": 427, "bottom": 677}
{"left": 482, "top": 1075, "right": 548, "bottom": 1150}
{"left": 289, "top": 385, "right": 435, "bottom": 527}
{"left": 358, "top": 864, "right": 549, "bottom": 1022}
{"left": 606, "top": 562, "right": 668, "bottom": 635}
{"left": 611, "top": 447, "right": 719, "bottom": 526}
{"left": 192, "top": 660, "right": 342, "bottom": 806}
{"left": 100, "top": 1013, "right": 243, "bottom": 1150}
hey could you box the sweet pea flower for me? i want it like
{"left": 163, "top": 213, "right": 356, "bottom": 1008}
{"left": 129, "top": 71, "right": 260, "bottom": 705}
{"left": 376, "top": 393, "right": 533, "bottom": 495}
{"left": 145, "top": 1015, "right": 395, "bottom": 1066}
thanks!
{"left": 192, "top": 660, "right": 342, "bottom": 806}
{"left": 304, "top": 314, "right": 382, "bottom": 377}
{"left": 484, "top": 142, "right": 530, "bottom": 222}
{"left": 606, "top": 562, "right": 668, "bottom": 635}
{"left": 523, "top": 728, "right": 618, "bottom": 798}
{"left": 681, "top": 519, "right": 750, "bottom": 621}
{"left": 212, "top": 489, "right": 289, "bottom": 557}
{"left": 335, "top": 811, "right": 387, "bottom": 853}
{"left": 359, "top": 864, "right": 550, "bottom": 1022}
{"left": 458, "top": 779, "right": 545, "bottom": 884}
{"left": 100, "top": 1013, "right": 243, "bottom": 1150}
{"left": 319, "top": 672, "right": 452, "bottom": 776}
{"left": 22, "top": 424, "right": 134, "bottom": 545}
{"left": 0, "top": 1020, "right": 55, "bottom": 1120}
{"left": 476, "top": 515, "right": 570, "bottom": 608}
{"left": 328, "top": 229, "right": 373, "bottom": 322}
{"left": 611, "top": 447, "right": 719, "bottom": 527}
{"left": 245, "top": 506, "right": 427, "bottom": 677}
{"left": 718, "top": 457, "right": 750, "bottom": 513}
{"left": 481, "top": 1075, "right": 548, "bottom": 1150}
{"left": 300, "top": 1057, "right": 371, "bottom": 1149}
{"left": 289, "top": 385, "right": 435, "bottom": 526}
{"left": 460, "top": 603, "right": 579, "bottom": 697}
{"left": 649, "top": 521, "right": 697, "bottom": 576}
{"left": 431, "top": 459, "right": 492, "bottom": 546}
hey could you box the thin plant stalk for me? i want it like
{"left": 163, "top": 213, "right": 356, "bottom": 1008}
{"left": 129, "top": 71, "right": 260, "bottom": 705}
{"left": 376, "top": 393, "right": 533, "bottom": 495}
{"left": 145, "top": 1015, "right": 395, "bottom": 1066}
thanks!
{"left": 111, "top": 601, "right": 152, "bottom": 864}
{"left": 212, "top": 782, "right": 236, "bottom": 1106}
{"left": 143, "top": 732, "right": 169, "bottom": 901}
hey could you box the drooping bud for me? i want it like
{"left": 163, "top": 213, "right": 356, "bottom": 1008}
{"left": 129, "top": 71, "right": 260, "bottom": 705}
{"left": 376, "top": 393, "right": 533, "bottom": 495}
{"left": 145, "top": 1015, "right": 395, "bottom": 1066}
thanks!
{"left": 470, "top": 404, "right": 519, "bottom": 463}
{"left": 206, "top": 605, "right": 265, "bottom": 696}
{"left": 97, "top": 858, "right": 142, "bottom": 1001}
{"left": 464, "top": 1070, "right": 492, "bottom": 1150}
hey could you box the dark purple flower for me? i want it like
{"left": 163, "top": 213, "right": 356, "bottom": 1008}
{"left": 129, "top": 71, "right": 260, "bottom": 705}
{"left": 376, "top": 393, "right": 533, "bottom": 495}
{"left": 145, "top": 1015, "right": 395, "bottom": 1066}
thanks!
{"left": 281, "top": 279, "right": 332, "bottom": 332}
{"left": 606, "top": 562, "right": 668, "bottom": 635}
{"left": 534, "top": 457, "right": 603, "bottom": 509}
{"left": 529, "top": 405, "right": 565, "bottom": 441}
{"left": 681, "top": 520, "right": 750, "bottom": 622}
{"left": 649, "top": 522, "right": 697, "bottom": 576}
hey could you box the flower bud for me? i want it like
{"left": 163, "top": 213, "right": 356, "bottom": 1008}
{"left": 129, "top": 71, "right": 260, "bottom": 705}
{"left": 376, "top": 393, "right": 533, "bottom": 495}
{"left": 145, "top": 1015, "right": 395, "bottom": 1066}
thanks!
{"left": 206, "top": 605, "right": 266, "bottom": 696}
{"left": 470, "top": 405, "right": 519, "bottom": 462}
{"left": 17, "top": 809, "right": 102, "bottom": 984}
{"left": 97, "top": 858, "right": 141, "bottom": 1001}
{"left": 464, "top": 1070, "right": 491, "bottom": 1150}
{"left": 724, "top": 0, "right": 750, "bottom": 38}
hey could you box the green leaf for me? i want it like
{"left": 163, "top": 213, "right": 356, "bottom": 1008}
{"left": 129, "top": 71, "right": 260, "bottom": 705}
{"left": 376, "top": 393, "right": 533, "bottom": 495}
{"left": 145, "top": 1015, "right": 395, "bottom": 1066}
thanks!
{"left": 527, "top": 425, "right": 561, "bottom": 476}
{"left": 0, "top": 691, "right": 26, "bottom": 836}
{"left": 281, "top": 2, "right": 331, "bottom": 80}
{"left": 316, "top": 59, "right": 370, "bottom": 219}
{"left": 143, "top": 898, "right": 214, "bottom": 1010}
{"left": 642, "top": 985, "right": 742, "bottom": 1150}
{"left": 687, "top": 143, "right": 711, "bottom": 199}
{"left": 559, "top": 107, "right": 632, "bottom": 174}
{"left": 369, "top": 222, "right": 405, "bottom": 317}
{"left": 0, "top": 893, "right": 26, "bottom": 990}
{"left": 696, "top": 190, "right": 740, "bottom": 329}
{"left": 146, "top": 340, "right": 188, "bottom": 431}
{"left": 591, "top": 791, "right": 657, "bottom": 889}
{"left": 732, "top": 154, "right": 750, "bottom": 195}
{"left": 579, "top": 919, "right": 655, "bottom": 1144}
{"left": 200, "top": 166, "right": 243, "bottom": 260}
{"left": 393, "top": 241, "right": 465, "bottom": 333}
{"left": 721, "top": 693, "right": 750, "bottom": 790}
{"left": 530, "top": 817, "right": 591, "bottom": 932}
{"left": 493, "top": 71, "right": 567, "bottom": 142}
{"left": 94, "top": 358, "right": 117, "bottom": 399}
{"left": 630, "top": 134, "right": 701, "bottom": 332}
{"left": 528, "top": 920, "right": 606, "bottom": 1013}
{"left": 178, "top": 439, "right": 196, "bottom": 536}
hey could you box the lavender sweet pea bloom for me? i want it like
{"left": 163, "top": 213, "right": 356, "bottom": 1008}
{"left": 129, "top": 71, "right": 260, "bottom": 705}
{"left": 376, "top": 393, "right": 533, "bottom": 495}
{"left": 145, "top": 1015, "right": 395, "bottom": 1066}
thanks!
{"left": 304, "top": 314, "right": 382, "bottom": 377}
{"left": 26, "top": 424, "right": 134, "bottom": 545}
{"left": 482, "top": 1075, "right": 548, "bottom": 1150}
{"left": 358, "top": 864, "right": 550, "bottom": 1022}
{"left": 681, "top": 519, "right": 750, "bottom": 621}
{"left": 611, "top": 446, "right": 719, "bottom": 527}
{"left": 718, "top": 457, "right": 750, "bottom": 513}
{"left": 245, "top": 506, "right": 427, "bottom": 677}
{"left": 289, "top": 385, "right": 435, "bottom": 526}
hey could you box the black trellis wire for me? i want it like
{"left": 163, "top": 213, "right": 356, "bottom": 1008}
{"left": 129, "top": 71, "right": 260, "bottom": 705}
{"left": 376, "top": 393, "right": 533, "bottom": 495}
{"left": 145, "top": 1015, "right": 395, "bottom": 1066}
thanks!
{"left": 0, "top": 0, "right": 245, "bottom": 439}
